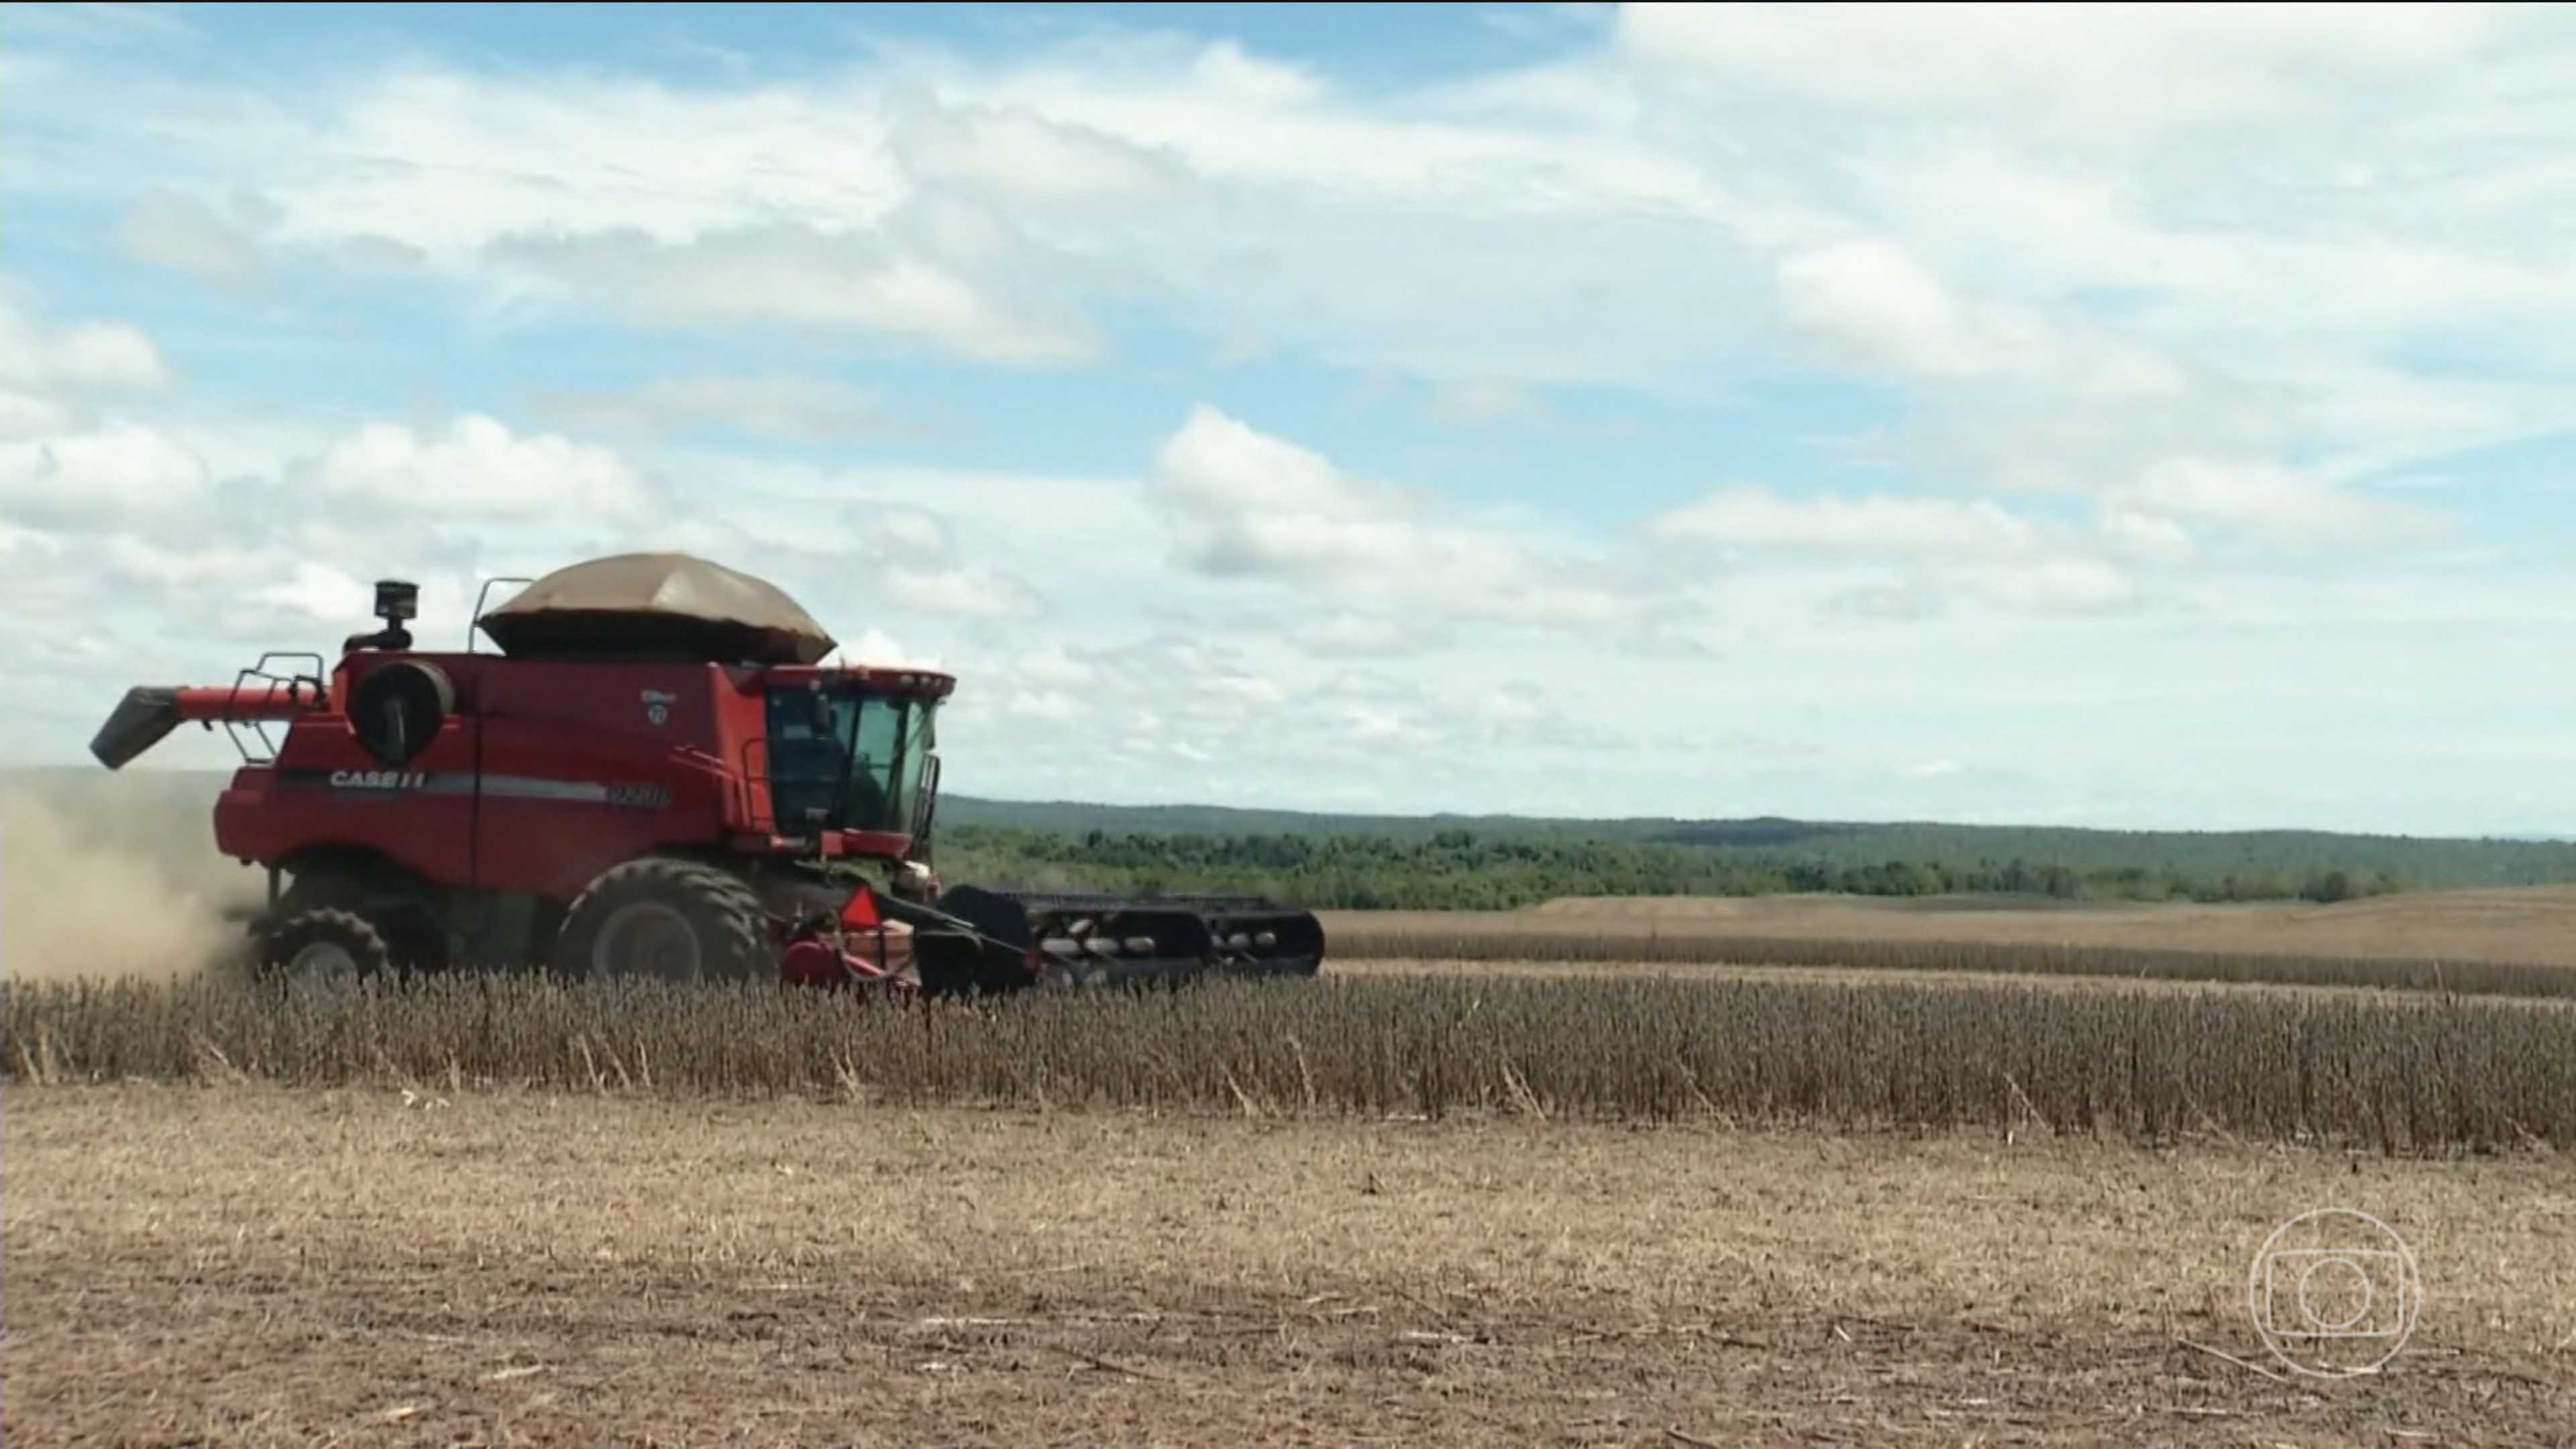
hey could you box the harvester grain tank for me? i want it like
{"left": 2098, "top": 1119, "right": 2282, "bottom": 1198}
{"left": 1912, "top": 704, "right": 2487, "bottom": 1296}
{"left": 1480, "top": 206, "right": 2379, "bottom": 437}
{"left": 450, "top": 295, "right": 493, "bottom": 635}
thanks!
{"left": 88, "top": 552, "right": 1326, "bottom": 995}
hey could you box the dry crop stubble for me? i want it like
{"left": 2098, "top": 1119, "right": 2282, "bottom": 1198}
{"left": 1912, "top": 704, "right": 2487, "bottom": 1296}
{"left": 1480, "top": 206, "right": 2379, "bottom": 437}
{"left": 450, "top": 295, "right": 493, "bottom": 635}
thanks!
{"left": 1335, "top": 953, "right": 2576, "bottom": 1002}
{"left": 1325, "top": 888, "right": 2576, "bottom": 1001}
{"left": 1326, "top": 927, "right": 2576, "bottom": 998}
{"left": 3, "top": 1085, "right": 2569, "bottom": 1447}
{"left": 7, "top": 971, "right": 2575, "bottom": 1150}
{"left": 1347, "top": 885, "right": 2576, "bottom": 965}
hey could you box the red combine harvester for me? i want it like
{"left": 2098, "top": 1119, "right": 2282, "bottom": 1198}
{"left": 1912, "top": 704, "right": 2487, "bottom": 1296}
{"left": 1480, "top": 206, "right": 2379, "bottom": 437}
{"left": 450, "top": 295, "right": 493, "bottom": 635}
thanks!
{"left": 87, "top": 553, "right": 1326, "bottom": 996}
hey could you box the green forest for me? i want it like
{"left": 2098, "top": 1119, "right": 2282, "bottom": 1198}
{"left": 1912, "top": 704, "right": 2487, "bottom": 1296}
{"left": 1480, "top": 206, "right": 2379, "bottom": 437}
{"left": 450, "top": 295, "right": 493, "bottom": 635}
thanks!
{"left": 928, "top": 808, "right": 2576, "bottom": 912}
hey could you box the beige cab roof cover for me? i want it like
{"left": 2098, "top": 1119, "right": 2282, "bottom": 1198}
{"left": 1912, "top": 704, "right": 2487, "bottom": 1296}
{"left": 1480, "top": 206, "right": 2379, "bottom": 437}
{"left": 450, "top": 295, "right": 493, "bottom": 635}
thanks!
{"left": 474, "top": 551, "right": 840, "bottom": 665}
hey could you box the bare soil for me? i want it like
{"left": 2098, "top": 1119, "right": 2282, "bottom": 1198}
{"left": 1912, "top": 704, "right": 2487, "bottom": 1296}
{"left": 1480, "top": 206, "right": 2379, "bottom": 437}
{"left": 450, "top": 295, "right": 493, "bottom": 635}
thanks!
{"left": 1324, "top": 884, "right": 2576, "bottom": 967}
{"left": 5, "top": 1085, "right": 2570, "bottom": 1447}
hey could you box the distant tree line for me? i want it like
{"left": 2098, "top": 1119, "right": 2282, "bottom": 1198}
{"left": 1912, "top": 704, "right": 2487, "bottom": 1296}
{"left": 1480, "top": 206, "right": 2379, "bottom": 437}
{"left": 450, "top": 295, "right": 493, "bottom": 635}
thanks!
{"left": 928, "top": 825, "right": 2414, "bottom": 911}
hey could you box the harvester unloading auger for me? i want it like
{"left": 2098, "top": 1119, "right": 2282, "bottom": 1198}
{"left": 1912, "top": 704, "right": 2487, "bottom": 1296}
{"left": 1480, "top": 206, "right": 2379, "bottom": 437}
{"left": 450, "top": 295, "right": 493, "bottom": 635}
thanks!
{"left": 87, "top": 552, "right": 1326, "bottom": 996}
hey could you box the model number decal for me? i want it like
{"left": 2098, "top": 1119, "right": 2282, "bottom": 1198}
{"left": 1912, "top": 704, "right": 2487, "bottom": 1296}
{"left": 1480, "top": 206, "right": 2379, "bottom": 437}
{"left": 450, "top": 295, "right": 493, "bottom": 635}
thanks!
{"left": 605, "top": 782, "right": 672, "bottom": 809}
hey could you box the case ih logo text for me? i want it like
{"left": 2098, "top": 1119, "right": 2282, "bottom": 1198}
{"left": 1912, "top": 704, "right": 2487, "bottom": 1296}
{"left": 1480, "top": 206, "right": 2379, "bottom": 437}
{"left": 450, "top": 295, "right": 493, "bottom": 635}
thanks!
{"left": 330, "top": 769, "right": 426, "bottom": 790}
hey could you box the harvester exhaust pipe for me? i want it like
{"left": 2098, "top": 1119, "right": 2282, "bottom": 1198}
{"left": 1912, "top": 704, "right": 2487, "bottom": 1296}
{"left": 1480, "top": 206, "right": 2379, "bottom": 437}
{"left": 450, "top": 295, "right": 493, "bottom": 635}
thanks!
{"left": 89, "top": 680, "right": 325, "bottom": 771}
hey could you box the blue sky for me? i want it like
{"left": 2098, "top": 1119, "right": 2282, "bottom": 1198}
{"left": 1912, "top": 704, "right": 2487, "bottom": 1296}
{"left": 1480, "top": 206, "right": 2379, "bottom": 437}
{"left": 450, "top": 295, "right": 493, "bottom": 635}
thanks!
{"left": 4, "top": 1, "right": 2574, "bottom": 835}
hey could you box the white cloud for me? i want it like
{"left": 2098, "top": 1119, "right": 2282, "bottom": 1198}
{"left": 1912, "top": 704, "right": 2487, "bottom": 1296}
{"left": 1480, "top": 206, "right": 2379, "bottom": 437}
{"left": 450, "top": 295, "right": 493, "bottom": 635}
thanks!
{"left": 1615, "top": 2, "right": 2514, "bottom": 136}
{"left": 488, "top": 216, "right": 1102, "bottom": 366}
{"left": 6, "top": 12, "right": 2576, "bottom": 831}
{"left": 0, "top": 522, "right": 90, "bottom": 616}
{"left": 0, "top": 420, "right": 209, "bottom": 532}
{"left": 3, "top": 398, "right": 2569, "bottom": 833}
{"left": 1976, "top": 557, "right": 2138, "bottom": 614}
{"left": 1002, "top": 689, "right": 1081, "bottom": 725}
{"left": 631, "top": 486, "right": 1055, "bottom": 628}
{"left": 1649, "top": 456, "right": 2431, "bottom": 613}
{"left": 20, "top": 3, "right": 2567, "bottom": 450}
{"left": 2112, "top": 457, "right": 2438, "bottom": 551}
{"left": 0, "top": 290, "right": 174, "bottom": 396}
{"left": 46, "top": 63, "right": 1109, "bottom": 366}
{"left": 2, "top": 3, "right": 201, "bottom": 51}
{"left": 1345, "top": 704, "right": 1439, "bottom": 747}
{"left": 1774, "top": 238, "right": 2187, "bottom": 399}
{"left": 274, "top": 68, "right": 913, "bottom": 258}
{"left": 1421, "top": 378, "right": 1568, "bottom": 429}
{"left": 1864, "top": 142, "right": 2576, "bottom": 356}
{"left": 881, "top": 562, "right": 1045, "bottom": 620}
{"left": 1289, "top": 612, "right": 1448, "bottom": 659}
{"left": 114, "top": 191, "right": 269, "bottom": 292}
{"left": 0, "top": 294, "right": 205, "bottom": 535}
{"left": 1650, "top": 486, "right": 2150, "bottom": 614}
{"left": 886, "top": 87, "right": 1182, "bottom": 205}
{"left": 308, "top": 415, "right": 663, "bottom": 523}
{"left": 1656, "top": 488, "right": 2046, "bottom": 560}
{"left": 2098, "top": 507, "right": 2198, "bottom": 567}
{"left": 1775, "top": 239, "right": 1998, "bottom": 382}
{"left": 252, "top": 560, "right": 374, "bottom": 631}
{"left": 865, "top": 506, "right": 957, "bottom": 557}
{"left": 1152, "top": 405, "right": 1381, "bottom": 521}
{"left": 983, "top": 37, "right": 1731, "bottom": 215}
{"left": 0, "top": 389, "right": 79, "bottom": 443}
{"left": 1204, "top": 672, "right": 1289, "bottom": 706}
{"left": 526, "top": 374, "right": 922, "bottom": 445}
{"left": 3, "top": 27, "right": 1774, "bottom": 385}
{"left": 1150, "top": 404, "right": 1658, "bottom": 631}
{"left": 843, "top": 626, "right": 943, "bottom": 670}
{"left": 1012, "top": 645, "right": 1100, "bottom": 690}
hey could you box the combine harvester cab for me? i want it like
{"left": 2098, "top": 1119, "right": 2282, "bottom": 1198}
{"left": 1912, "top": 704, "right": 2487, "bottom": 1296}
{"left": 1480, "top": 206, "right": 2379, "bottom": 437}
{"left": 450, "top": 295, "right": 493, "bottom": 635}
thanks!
{"left": 86, "top": 552, "right": 1326, "bottom": 997}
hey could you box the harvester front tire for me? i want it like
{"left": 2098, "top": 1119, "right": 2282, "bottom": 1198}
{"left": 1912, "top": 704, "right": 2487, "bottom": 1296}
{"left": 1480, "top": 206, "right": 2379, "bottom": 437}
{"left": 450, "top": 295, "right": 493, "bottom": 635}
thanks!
{"left": 273, "top": 867, "right": 449, "bottom": 975}
{"left": 550, "top": 857, "right": 770, "bottom": 985}
{"left": 256, "top": 908, "right": 395, "bottom": 991}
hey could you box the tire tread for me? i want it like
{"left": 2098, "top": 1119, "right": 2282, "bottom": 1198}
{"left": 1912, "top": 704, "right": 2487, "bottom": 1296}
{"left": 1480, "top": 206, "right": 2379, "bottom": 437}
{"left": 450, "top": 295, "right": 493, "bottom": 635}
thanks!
{"left": 550, "top": 856, "right": 770, "bottom": 982}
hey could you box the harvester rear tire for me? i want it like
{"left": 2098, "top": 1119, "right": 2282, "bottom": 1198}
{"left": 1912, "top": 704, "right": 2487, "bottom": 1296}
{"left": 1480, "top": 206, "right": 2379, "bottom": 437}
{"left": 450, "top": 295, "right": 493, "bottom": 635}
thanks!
{"left": 549, "top": 857, "right": 770, "bottom": 985}
{"left": 256, "top": 908, "right": 395, "bottom": 991}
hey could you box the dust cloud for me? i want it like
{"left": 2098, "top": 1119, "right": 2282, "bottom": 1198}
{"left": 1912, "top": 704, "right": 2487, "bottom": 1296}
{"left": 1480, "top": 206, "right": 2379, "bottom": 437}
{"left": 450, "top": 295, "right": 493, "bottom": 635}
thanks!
{"left": 1, "top": 771, "right": 263, "bottom": 983}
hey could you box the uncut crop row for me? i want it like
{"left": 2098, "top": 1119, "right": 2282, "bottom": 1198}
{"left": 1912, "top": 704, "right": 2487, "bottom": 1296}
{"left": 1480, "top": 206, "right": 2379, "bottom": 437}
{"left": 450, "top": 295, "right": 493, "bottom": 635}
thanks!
{"left": 1328, "top": 929, "right": 2576, "bottom": 999}
{"left": 7, "top": 974, "right": 2571, "bottom": 1151}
